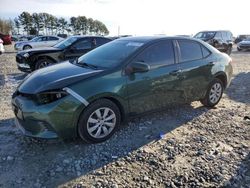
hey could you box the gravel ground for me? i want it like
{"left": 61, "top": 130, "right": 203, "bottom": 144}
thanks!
{"left": 0, "top": 44, "right": 249, "bottom": 188}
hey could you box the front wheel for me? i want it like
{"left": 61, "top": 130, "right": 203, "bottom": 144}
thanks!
{"left": 35, "top": 58, "right": 54, "bottom": 70}
{"left": 78, "top": 99, "right": 121, "bottom": 143}
{"left": 23, "top": 45, "right": 32, "bottom": 50}
{"left": 200, "top": 79, "right": 224, "bottom": 107}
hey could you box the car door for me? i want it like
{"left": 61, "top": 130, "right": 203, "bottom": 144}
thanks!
{"left": 31, "top": 36, "right": 42, "bottom": 48}
{"left": 64, "top": 38, "right": 93, "bottom": 60}
{"left": 126, "top": 40, "right": 183, "bottom": 115}
{"left": 176, "top": 39, "right": 214, "bottom": 102}
{"left": 35, "top": 36, "right": 48, "bottom": 48}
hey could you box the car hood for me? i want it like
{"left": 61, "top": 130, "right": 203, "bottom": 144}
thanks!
{"left": 18, "top": 61, "right": 103, "bottom": 94}
{"left": 239, "top": 41, "right": 250, "bottom": 45}
{"left": 21, "top": 46, "right": 62, "bottom": 54}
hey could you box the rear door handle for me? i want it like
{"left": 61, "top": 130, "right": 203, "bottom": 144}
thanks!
{"left": 170, "top": 70, "right": 182, "bottom": 76}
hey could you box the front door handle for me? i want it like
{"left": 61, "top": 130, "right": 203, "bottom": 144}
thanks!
{"left": 170, "top": 70, "right": 182, "bottom": 76}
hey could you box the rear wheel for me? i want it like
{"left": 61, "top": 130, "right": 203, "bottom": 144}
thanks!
{"left": 35, "top": 58, "right": 54, "bottom": 70}
{"left": 78, "top": 99, "right": 121, "bottom": 143}
{"left": 200, "top": 79, "right": 224, "bottom": 107}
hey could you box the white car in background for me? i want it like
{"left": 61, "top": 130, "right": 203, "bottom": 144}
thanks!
{"left": 0, "top": 39, "right": 5, "bottom": 54}
{"left": 14, "top": 36, "right": 64, "bottom": 51}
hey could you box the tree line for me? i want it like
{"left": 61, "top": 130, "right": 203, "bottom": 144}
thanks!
{"left": 0, "top": 18, "right": 13, "bottom": 34}
{"left": 12, "top": 12, "right": 109, "bottom": 36}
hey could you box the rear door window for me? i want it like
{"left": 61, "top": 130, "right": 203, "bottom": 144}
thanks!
{"left": 178, "top": 40, "right": 203, "bottom": 62}
{"left": 134, "top": 40, "right": 175, "bottom": 68}
{"left": 41, "top": 36, "right": 48, "bottom": 41}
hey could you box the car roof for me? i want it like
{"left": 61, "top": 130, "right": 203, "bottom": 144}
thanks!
{"left": 69, "top": 35, "right": 110, "bottom": 39}
{"left": 116, "top": 36, "right": 219, "bottom": 54}
{"left": 116, "top": 36, "right": 199, "bottom": 43}
{"left": 197, "top": 30, "right": 232, "bottom": 33}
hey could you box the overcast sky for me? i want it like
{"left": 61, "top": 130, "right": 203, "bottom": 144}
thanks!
{"left": 0, "top": 0, "right": 249, "bottom": 36}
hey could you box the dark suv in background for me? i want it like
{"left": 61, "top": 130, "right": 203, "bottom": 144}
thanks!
{"left": 194, "top": 30, "right": 233, "bottom": 55}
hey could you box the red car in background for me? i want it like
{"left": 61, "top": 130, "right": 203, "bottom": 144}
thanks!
{"left": 0, "top": 33, "right": 12, "bottom": 45}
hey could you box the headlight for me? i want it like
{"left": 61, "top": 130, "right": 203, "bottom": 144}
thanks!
{"left": 35, "top": 90, "right": 68, "bottom": 105}
{"left": 23, "top": 53, "right": 29, "bottom": 58}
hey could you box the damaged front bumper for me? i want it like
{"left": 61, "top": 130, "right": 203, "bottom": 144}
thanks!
{"left": 11, "top": 92, "right": 84, "bottom": 139}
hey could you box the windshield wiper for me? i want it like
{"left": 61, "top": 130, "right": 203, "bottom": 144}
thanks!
{"left": 76, "top": 60, "right": 98, "bottom": 70}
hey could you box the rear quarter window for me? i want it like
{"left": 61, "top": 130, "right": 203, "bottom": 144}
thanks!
{"left": 201, "top": 45, "right": 211, "bottom": 58}
{"left": 178, "top": 40, "right": 203, "bottom": 62}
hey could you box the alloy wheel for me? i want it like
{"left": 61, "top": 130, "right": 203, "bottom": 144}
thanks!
{"left": 209, "top": 83, "right": 222, "bottom": 104}
{"left": 38, "top": 61, "right": 51, "bottom": 68}
{"left": 23, "top": 46, "right": 31, "bottom": 50}
{"left": 87, "top": 107, "right": 116, "bottom": 139}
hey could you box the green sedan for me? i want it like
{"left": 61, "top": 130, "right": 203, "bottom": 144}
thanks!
{"left": 11, "top": 36, "right": 233, "bottom": 143}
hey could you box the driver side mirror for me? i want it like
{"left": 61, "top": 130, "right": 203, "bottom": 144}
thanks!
{"left": 126, "top": 62, "right": 150, "bottom": 74}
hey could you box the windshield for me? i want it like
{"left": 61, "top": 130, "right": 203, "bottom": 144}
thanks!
{"left": 54, "top": 37, "right": 78, "bottom": 49}
{"left": 194, "top": 32, "right": 216, "bottom": 39}
{"left": 77, "top": 40, "right": 144, "bottom": 68}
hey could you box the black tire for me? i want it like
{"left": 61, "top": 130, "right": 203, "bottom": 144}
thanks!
{"left": 226, "top": 45, "right": 232, "bottom": 55}
{"left": 23, "top": 45, "right": 32, "bottom": 50}
{"left": 78, "top": 99, "right": 121, "bottom": 143}
{"left": 35, "top": 58, "right": 54, "bottom": 70}
{"left": 237, "top": 47, "right": 242, "bottom": 51}
{"left": 200, "top": 78, "right": 224, "bottom": 107}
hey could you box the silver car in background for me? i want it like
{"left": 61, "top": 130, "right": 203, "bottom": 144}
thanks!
{"left": 14, "top": 36, "right": 64, "bottom": 51}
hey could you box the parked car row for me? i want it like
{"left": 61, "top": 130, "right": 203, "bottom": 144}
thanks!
{"left": 16, "top": 36, "right": 112, "bottom": 72}
{"left": 12, "top": 36, "right": 233, "bottom": 143}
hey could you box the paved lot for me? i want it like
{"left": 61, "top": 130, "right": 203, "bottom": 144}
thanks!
{"left": 0, "top": 44, "right": 249, "bottom": 188}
